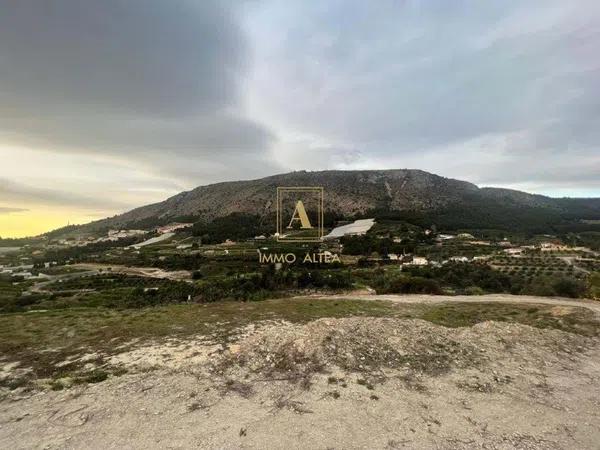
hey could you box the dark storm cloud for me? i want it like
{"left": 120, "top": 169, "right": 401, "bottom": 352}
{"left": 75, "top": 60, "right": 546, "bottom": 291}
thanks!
{"left": 0, "top": 0, "right": 274, "bottom": 157}
{"left": 0, "top": 0, "right": 242, "bottom": 116}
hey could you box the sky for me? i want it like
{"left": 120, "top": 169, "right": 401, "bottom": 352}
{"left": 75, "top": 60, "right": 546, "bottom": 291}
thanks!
{"left": 1, "top": 0, "right": 599, "bottom": 237}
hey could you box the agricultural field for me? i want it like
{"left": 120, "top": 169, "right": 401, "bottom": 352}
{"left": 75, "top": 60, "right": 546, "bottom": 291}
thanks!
{"left": 490, "top": 255, "right": 584, "bottom": 278}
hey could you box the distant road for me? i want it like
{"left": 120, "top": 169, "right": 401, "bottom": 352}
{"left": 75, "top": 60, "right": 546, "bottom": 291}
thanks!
{"left": 29, "top": 270, "right": 98, "bottom": 293}
{"left": 29, "top": 263, "right": 191, "bottom": 293}
{"left": 72, "top": 263, "right": 190, "bottom": 281}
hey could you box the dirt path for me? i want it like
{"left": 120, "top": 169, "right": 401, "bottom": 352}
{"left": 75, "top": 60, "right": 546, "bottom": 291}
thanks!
{"left": 29, "top": 263, "right": 192, "bottom": 293}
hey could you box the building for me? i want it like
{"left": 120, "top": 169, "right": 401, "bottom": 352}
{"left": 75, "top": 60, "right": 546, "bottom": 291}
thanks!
{"left": 469, "top": 240, "right": 491, "bottom": 246}
{"left": 504, "top": 248, "right": 522, "bottom": 256}
{"left": 539, "top": 242, "right": 569, "bottom": 252}
{"left": 404, "top": 256, "right": 428, "bottom": 266}
{"left": 106, "top": 229, "right": 146, "bottom": 241}
{"left": 412, "top": 256, "right": 428, "bottom": 266}
{"left": 156, "top": 223, "right": 193, "bottom": 234}
{"left": 449, "top": 256, "right": 469, "bottom": 263}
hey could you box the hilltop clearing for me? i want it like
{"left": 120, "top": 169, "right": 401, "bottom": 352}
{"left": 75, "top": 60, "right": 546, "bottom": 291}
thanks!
{"left": 1, "top": 294, "right": 600, "bottom": 449}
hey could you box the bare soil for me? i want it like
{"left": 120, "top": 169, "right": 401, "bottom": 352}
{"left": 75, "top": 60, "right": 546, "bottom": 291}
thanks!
{"left": 1, "top": 294, "right": 600, "bottom": 449}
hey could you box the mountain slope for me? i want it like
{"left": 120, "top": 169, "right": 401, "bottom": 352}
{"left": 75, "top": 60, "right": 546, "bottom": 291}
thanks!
{"left": 88, "top": 169, "right": 600, "bottom": 232}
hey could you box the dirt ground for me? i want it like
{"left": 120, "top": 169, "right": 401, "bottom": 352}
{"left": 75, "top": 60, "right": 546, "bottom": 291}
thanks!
{"left": 1, "top": 294, "right": 600, "bottom": 449}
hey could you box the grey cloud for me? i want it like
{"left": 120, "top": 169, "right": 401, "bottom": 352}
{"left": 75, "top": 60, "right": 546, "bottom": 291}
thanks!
{"left": 0, "top": 207, "right": 28, "bottom": 215}
{"left": 0, "top": 0, "right": 244, "bottom": 117}
{"left": 250, "top": 0, "right": 600, "bottom": 192}
{"left": 0, "top": 178, "right": 130, "bottom": 211}
{"left": 0, "top": 112, "right": 274, "bottom": 157}
{"left": 476, "top": 158, "right": 600, "bottom": 187}
{"left": 0, "top": 0, "right": 274, "bottom": 161}
{"left": 125, "top": 150, "right": 285, "bottom": 188}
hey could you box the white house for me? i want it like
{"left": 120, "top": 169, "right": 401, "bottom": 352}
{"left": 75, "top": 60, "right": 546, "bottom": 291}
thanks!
{"left": 404, "top": 256, "right": 428, "bottom": 266}
{"left": 504, "top": 248, "right": 522, "bottom": 256}
{"left": 449, "top": 256, "right": 469, "bottom": 263}
{"left": 540, "top": 242, "right": 568, "bottom": 252}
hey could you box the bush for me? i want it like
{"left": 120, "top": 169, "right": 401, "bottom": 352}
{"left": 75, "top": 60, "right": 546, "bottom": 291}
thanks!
{"left": 521, "top": 277, "right": 558, "bottom": 297}
{"left": 463, "top": 286, "right": 485, "bottom": 295}
{"left": 378, "top": 275, "right": 441, "bottom": 295}
{"left": 552, "top": 278, "right": 587, "bottom": 298}
{"left": 401, "top": 262, "right": 513, "bottom": 293}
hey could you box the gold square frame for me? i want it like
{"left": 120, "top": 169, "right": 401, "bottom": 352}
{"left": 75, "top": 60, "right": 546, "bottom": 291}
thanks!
{"left": 276, "top": 187, "right": 324, "bottom": 242}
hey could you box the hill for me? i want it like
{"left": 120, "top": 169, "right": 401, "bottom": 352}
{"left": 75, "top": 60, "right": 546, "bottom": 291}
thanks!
{"left": 80, "top": 169, "right": 600, "bottom": 234}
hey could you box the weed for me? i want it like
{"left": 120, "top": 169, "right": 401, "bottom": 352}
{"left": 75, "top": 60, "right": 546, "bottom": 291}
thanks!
{"left": 223, "top": 379, "right": 253, "bottom": 398}
{"left": 356, "top": 378, "right": 374, "bottom": 389}
{"left": 81, "top": 369, "right": 109, "bottom": 384}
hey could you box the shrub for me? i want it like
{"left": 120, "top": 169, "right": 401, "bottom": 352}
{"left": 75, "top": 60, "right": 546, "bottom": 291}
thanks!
{"left": 552, "top": 278, "right": 587, "bottom": 298}
{"left": 192, "top": 271, "right": 203, "bottom": 280}
{"left": 379, "top": 275, "right": 441, "bottom": 295}
{"left": 521, "top": 277, "right": 557, "bottom": 297}
{"left": 464, "top": 286, "right": 485, "bottom": 295}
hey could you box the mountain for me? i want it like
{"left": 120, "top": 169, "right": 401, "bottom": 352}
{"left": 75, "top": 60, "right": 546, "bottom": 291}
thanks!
{"left": 86, "top": 169, "right": 600, "bottom": 233}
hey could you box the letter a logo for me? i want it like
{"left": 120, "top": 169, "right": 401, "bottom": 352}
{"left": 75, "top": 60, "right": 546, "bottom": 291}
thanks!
{"left": 287, "top": 200, "right": 313, "bottom": 229}
{"left": 276, "top": 187, "right": 323, "bottom": 242}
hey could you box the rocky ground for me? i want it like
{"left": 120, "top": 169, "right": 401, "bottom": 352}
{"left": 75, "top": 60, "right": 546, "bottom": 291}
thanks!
{"left": 1, "top": 295, "right": 600, "bottom": 449}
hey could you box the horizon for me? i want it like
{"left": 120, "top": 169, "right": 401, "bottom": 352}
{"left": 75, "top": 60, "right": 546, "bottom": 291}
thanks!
{"left": 1, "top": 1, "right": 600, "bottom": 237}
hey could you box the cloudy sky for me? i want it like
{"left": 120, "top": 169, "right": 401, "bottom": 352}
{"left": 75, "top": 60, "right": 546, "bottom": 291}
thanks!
{"left": 1, "top": 0, "right": 599, "bottom": 237}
